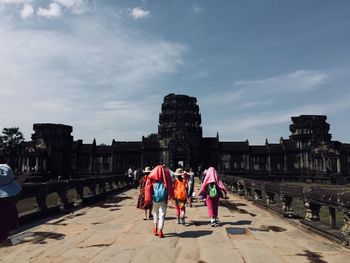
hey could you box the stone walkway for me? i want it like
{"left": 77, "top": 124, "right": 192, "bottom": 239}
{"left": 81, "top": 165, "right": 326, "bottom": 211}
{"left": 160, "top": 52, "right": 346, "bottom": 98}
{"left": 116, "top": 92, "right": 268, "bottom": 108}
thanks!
{"left": 1, "top": 182, "right": 349, "bottom": 263}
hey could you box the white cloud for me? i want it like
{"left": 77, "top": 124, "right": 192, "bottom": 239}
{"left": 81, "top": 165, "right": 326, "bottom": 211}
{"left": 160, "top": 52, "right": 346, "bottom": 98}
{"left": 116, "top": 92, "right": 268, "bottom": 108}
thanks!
{"left": 0, "top": 0, "right": 32, "bottom": 4}
{"left": 234, "top": 70, "right": 329, "bottom": 93}
{"left": 20, "top": 3, "right": 33, "bottom": 19}
{"left": 37, "top": 2, "right": 61, "bottom": 18}
{"left": 192, "top": 3, "right": 204, "bottom": 14}
{"left": 130, "top": 7, "right": 150, "bottom": 19}
{"left": 54, "top": 0, "right": 85, "bottom": 14}
{"left": 0, "top": 15, "right": 185, "bottom": 143}
{"left": 204, "top": 94, "right": 350, "bottom": 143}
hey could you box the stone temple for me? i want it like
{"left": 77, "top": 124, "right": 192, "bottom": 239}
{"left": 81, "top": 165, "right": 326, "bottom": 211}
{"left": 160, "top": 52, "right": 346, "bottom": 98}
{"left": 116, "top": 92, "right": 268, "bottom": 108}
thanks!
{"left": 9, "top": 93, "right": 350, "bottom": 182}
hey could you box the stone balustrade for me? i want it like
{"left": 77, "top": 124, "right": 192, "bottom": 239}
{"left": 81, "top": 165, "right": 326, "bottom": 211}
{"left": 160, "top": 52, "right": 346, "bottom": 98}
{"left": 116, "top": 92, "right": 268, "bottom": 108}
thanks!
{"left": 222, "top": 175, "right": 350, "bottom": 246}
{"left": 16, "top": 174, "right": 134, "bottom": 223}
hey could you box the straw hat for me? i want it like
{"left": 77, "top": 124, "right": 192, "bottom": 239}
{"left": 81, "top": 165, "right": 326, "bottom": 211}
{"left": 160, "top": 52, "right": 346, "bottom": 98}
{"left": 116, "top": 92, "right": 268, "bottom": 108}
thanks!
{"left": 143, "top": 167, "right": 152, "bottom": 174}
{"left": 0, "top": 164, "right": 22, "bottom": 198}
{"left": 174, "top": 168, "right": 184, "bottom": 176}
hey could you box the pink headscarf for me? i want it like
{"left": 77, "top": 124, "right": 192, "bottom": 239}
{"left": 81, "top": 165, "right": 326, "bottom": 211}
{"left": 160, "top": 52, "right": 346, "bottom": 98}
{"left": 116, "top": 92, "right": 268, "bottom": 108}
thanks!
{"left": 143, "top": 165, "right": 174, "bottom": 207}
{"left": 199, "top": 167, "right": 227, "bottom": 195}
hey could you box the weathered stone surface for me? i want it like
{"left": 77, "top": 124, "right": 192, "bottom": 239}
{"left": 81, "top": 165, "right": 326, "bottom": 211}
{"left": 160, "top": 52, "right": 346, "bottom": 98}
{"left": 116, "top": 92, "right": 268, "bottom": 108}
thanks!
{"left": 1, "top": 180, "right": 350, "bottom": 263}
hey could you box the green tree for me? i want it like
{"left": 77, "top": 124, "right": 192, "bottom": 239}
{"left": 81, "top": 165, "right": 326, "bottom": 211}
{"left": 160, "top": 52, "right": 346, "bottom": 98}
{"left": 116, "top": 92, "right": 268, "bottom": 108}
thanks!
{"left": 1, "top": 127, "right": 24, "bottom": 148}
{"left": 0, "top": 127, "right": 25, "bottom": 168}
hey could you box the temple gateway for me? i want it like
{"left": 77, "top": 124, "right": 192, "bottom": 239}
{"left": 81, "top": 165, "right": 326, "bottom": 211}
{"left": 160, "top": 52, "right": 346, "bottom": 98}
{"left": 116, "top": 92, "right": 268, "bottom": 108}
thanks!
{"left": 11, "top": 93, "right": 350, "bottom": 181}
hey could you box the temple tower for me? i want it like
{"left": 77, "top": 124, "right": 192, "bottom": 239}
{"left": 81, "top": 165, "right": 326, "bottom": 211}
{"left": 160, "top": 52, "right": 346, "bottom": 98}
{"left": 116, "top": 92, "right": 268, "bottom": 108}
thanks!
{"left": 31, "top": 124, "right": 73, "bottom": 179}
{"left": 158, "top": 93, "right": 202, "bottom": 169}
{"left": 289, "top": 115, "right": 332, "bottom": 173}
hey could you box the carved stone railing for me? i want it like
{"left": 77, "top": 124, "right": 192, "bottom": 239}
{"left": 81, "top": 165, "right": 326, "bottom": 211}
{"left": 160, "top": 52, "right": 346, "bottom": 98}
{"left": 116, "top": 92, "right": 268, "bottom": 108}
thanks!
{"left": 16, "top": 174, "right": 133, "bottom": 223}
{"left": 222, "top": 175, "right": 350, "bottom": 246}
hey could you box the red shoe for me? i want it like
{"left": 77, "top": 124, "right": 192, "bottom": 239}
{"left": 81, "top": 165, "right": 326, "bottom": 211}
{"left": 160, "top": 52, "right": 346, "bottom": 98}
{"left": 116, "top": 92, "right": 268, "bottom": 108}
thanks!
{"left": 153, "top": 226, "right": 158, "bottom": 236}
{"left": 158, "top": 230, "right": 164, "bottom": 238}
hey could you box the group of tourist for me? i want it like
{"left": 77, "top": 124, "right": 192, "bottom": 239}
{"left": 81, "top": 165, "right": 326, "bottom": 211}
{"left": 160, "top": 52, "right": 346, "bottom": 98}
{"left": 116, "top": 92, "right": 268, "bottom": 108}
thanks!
{"left": 136, "top": 164, "right": 228, "bottom": 238}
{"left": 0, "top": 156, "right": 228, "bottom": 242}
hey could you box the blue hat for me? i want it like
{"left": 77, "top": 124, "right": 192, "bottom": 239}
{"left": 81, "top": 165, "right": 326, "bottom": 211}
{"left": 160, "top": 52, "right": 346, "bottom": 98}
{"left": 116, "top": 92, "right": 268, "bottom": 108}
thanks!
{"left": 0, "top": 164, "right": 22, "bottom": 198}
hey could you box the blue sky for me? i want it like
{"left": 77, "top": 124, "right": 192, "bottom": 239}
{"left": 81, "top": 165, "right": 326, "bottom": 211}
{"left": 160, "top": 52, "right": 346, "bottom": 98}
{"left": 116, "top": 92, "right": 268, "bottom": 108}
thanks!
{"left": 1, "top": 0, "right": 350, "bottom": 145}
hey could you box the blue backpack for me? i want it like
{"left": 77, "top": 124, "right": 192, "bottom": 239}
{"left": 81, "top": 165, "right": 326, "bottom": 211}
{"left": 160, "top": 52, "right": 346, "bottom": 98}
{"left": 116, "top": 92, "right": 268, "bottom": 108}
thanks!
{"left": 153, "top": 182, "right": 168, "bottom": 202}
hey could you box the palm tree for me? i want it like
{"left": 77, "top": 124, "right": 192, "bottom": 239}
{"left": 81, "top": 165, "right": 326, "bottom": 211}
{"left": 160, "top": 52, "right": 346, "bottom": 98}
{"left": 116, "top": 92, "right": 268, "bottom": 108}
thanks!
{"left": 0, "top": 127, "right": 25, "bottom": 168}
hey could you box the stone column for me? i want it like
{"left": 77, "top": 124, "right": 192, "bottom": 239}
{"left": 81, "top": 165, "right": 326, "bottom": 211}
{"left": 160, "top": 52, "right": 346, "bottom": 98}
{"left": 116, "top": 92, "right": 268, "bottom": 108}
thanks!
{"left": 337, "top": 158, "right": 341, "bottom": 173}
{"left": 281, "top": 195, "right": 294, "bottom": 217}
{"left": 58, "top": 188, "right": 71, "bottom": 212}
{"left": 35, "top": 192, "right": 48, "bottom": 211}
{"left": 304, "top": 201, "right": 321, "bottom": 221}
{"left": 74, "top": 184, "right": 84, "bottom": 206}
{"left": 265, "top": 192, "right": 276, "bottom": 205}
{"left": 253, "top": 189, "right": 263, "bottom": 201}
{"left": 237, "top": 183, "right": 245, "bottom": 196}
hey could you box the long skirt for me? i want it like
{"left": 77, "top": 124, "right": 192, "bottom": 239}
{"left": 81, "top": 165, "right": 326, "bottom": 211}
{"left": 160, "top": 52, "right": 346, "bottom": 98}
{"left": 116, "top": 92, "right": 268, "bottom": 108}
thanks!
{"left": 206, "top": 196, "right": 219, "bottom": 218}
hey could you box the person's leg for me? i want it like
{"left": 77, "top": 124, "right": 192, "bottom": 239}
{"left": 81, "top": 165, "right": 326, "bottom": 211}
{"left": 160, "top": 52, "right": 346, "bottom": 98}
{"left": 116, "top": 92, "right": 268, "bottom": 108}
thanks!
{"left": 206, "top": 197, "right": 215, "bottom": 226}
{"left": 181, "top": 205, "right": 186, "bottom": 225}
{"left": 157, "top": 201, "right": 167, "bottom": 238}
{"left": 211, "top": 197, "right": 219, "bottom": 225}
{"left": 175, "top": 200, "right": 181, "bottom": 223}
{"left": 152, "top": 202, "right": 159, "bottom": 235}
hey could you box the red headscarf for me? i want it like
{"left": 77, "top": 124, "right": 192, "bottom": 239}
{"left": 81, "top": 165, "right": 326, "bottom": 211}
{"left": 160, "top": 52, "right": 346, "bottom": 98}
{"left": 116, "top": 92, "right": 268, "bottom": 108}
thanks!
{"left": 199, "top": 167, "right": 227, "bottom": 196}
{"left": 143, "top": 165, "right": 174, "bottom": 207}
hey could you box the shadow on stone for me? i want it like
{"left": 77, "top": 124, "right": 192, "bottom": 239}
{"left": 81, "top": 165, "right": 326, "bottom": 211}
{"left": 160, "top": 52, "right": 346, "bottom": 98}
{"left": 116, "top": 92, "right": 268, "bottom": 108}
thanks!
{"left": 5, "top": 231, "right": 65, "bottom": 246}
{"left": 189, "top": 220, "right": 211, "bottom": 226}
{"left": 248, "top": 225, "right": 287, "bottom": 232}
{"left": 220, "top": 200, "right": 257, "bottom": 217}
{"left": 169, "top": 230, "right": 213, "bottom": 238}
{"left": 295, "top": 250, "right": 328, "bottom": 263}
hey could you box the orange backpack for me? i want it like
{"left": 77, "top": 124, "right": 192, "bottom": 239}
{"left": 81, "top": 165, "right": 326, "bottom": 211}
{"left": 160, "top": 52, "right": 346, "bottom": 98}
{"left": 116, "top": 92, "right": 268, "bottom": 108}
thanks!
{"left": 174, "top": 178, "right": 187, "bottom": 200}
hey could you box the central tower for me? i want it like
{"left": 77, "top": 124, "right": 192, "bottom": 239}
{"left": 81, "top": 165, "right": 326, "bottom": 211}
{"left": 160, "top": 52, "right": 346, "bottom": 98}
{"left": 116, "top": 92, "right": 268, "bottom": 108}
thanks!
{"left": 158, "top": 93, "right": 202, "bottom": 169}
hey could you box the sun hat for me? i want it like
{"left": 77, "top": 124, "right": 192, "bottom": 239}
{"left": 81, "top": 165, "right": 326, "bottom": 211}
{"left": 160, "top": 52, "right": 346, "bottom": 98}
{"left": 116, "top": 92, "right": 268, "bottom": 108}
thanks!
{"left": 174, "top": 168, "right": 184, "bottom": 176}
{"left": 143, "top": 166, "right": 152, "bottom": 174}
{"left": 0, "top": 164, "right": 22, "bottom": 198}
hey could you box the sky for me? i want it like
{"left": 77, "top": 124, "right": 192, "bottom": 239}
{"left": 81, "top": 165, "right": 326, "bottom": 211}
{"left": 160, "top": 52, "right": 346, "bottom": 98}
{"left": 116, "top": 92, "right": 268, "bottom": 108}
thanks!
{"left": 1, "top": 0, "right": 350, "bottom": 145}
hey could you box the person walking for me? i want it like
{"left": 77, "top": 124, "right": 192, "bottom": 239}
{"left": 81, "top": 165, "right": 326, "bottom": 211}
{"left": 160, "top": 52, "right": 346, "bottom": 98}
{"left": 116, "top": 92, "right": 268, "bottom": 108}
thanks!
{"left": 173, "top": 168, "right": 188, "bottom": 225}
{"left": 136, "top": 167, "right": 153, "bottom": 220}
{"left": 186, "top": 168, "right": 195, "bottom": 207}
{"left": 143, "top": 165, "right": 174, "bottom": 238}
{"left": 198, "top": 167, "right": 227, "bottom": 227}
{"left": 0, "top": 156, "right": 22, "bottom": 243}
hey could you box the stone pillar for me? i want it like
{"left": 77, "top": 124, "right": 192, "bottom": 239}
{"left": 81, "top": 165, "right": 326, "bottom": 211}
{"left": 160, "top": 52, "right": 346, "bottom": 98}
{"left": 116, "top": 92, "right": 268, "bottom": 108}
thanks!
{"left": 265, "top": 192, "right": 276, "bottom": 205}
{"left": 74, "top": 184, "right": 84, "bottom": 205}
{"left": 237, "top": 183, "right": 245, "bottom": 196}
{"left": 304, "top": 201, "right": 321, "bottom": 221}
{"left": 35, "top": 192, "right": 48, "bottom": 211}
{"left": 281, "top": 195, "right": 294, "bottom": 217}
{"left": 253, "top": 189, "right": 263, "bottom": 201}
{"left": 99, "top": 181, "right": 106, "bottom": 193}
{"left": 35, "top": 157, "right": 39, "bottom": 172}
{"left": 88, "top": 183, "right": 97, "bottom": 195}
{"left": 57, "top": 188, "right": 71, "bottom": 212}
{"left": 337, "top": 158, "right": 341, "bottom": 173}
{"left": 329, "top": 207, "right": 336, "bottom": 229}
{"left": 245, "top": 187, "right": 253, "bottom": 200}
